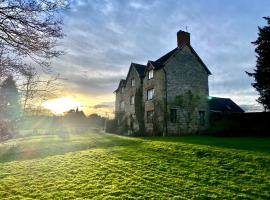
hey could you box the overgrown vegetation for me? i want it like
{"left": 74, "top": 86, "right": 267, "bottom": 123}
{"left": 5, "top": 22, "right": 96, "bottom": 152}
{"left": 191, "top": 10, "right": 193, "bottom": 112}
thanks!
{"left": 135, "top": 87, "right": 145, "bottom": 136}
{"left": 0, "top": 132, "right": 269, "bottom": 199}
{"left": 171, "top": 90, "right": 201, "bottom": 134}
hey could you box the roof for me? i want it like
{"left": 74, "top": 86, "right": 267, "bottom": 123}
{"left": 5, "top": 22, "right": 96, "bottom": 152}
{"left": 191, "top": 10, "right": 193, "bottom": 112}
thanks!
{"left": 114, "top": 62, "right": 146, "bottom": 93}
{"left": 131, "top": 63, "right": 146, "bottom": 77}
{"left": 114, "top": 79, "right": 126, "bottom": 93}
{"left": 209, "top": 97, "right": 245, "bottom": 113}
{"left": 153, "top": 48, "right": 178, "bottom": 69}
{"left": 146, "top": 48, "right": 178, "bottom": 70}
{"left": 147, "top": 45, "right": 211, "bottom": 75}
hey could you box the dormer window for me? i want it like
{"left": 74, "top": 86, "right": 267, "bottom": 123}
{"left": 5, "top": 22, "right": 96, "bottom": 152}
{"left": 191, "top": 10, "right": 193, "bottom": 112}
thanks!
{"left": 131, "top": 78, "right": 135, "bottom": 87}
{"left": 148, "top": 69, "right": 154, "bottom": 79}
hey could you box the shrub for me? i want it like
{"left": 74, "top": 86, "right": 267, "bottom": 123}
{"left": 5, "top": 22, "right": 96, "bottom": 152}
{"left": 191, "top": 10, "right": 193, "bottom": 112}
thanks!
{"left": 105, "top": 119, "right": 117, "bottom": 133}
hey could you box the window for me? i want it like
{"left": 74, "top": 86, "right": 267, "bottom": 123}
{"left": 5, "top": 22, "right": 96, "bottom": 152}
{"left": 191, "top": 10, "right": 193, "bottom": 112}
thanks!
{"left": 130, "top": 95, "right": 135, "bottom": 105}
{"left": 148, "top": 69, "right": 154, "bottom": 79}
{"left": 170, "top": 109, "right": 177, "bottom": 123}
{"left": 120, "top": 101, "right": 125, "bottom": 110}
{"left": 199, "top": 111, "right": 205, "bottom": 126}
{"left": 121, "top": 87, "right": 124, "bottom": 93}
{"left": 147, "top": 88, "right": 154, "bottom": 100}
{"left": 146, "top": 110, "right": 154, "bottom": 123}
{"left": 130, "top": 114, "right": 134, "bottom": 129}
{"left": 131, "top": 78, "right": 135, "bottom": 87}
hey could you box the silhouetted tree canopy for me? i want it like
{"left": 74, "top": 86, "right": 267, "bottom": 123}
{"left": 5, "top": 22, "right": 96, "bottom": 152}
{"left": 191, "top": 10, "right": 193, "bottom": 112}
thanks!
{"left": 0, "top": 76, "right": 21, "bottom": 140}
{"left": 247, "top": 17, "right": 270, "bottom": 111}
{"left": 0, "top": 76, "right": 21, "bottom": 121}
{"left": 0, "top": 0, "right": 68, "bottom": 74}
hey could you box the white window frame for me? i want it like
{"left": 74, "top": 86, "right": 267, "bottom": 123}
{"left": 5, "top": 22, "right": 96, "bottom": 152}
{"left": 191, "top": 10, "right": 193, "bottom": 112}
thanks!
{"left": 120, "top": 101, "right": 125, "bottom": 110}
{"left": 148, "top": 69, "right": 154, "bottom": 79}
{"left": 131, "top": 78, "right": 135, "bottom": 87}
{"left": 130, "top": 95, "right": 135, "bottom": 105}
{"left": 147, "top": 88, "right": 154, "bottom": 100}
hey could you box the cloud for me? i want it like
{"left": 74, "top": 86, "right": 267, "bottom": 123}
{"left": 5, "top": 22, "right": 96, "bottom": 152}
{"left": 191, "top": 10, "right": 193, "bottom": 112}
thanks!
{"left": 47, "top": 0, "right": 270, "bottom": 114}
{"left": 93, "top": 102, "right": 114, "bottom": 109}
{"left": 60, "top": 71, "right": 124, "bottom": 95}
{"left": 240, "top": 104, "right": 263, "bottom": 112}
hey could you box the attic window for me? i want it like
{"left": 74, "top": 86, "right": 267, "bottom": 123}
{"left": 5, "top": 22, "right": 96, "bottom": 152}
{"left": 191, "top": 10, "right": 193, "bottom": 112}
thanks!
{"left": 131, "top": 78, "right": 135, "bottom": 87}
{"left": 148, "top": 69, "right": 154, "bottom": 79}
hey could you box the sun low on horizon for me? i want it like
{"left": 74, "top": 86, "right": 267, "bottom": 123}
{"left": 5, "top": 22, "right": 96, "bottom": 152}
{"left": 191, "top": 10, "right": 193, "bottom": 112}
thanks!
{"left": 42, "top": 97, "right": 82, "bottom": 115}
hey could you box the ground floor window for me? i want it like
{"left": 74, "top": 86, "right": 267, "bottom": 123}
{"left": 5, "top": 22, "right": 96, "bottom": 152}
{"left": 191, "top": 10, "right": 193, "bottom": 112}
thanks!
{"left": 130, "top": 114, "right": 134, "bottom": 130}
{"left": 199, "top": 111, "right": 205, "bottom": 126}
{"left": 146, "top": 110, "right": 154, "bottom": 123}
{"left": 170, "top": 108, "right": 177, "bottom": 123}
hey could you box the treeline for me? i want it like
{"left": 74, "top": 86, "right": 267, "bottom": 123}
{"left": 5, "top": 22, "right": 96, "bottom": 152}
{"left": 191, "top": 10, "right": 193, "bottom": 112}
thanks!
{"left": 18, "top": 111, "right": 106, "bottom": 136}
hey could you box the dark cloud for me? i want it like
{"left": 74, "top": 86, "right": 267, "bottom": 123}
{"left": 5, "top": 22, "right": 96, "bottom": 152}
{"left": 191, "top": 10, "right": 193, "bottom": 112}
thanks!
{"left": 61, "top": 72, "right": 123, "bottom": 95}
{"left": 93, "top": 102, "right": 114, "bottom": 109}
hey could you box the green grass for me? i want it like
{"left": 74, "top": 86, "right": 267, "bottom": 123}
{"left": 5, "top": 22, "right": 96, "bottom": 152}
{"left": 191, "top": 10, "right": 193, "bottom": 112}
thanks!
{"left": 0, "top": 133, "right": 270, "bottom": 199}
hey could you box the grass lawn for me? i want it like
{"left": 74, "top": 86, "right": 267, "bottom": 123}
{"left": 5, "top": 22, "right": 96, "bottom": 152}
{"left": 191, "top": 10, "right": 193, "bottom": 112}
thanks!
{"left": 0, "top": 132, "right": 270, "bottom": 199}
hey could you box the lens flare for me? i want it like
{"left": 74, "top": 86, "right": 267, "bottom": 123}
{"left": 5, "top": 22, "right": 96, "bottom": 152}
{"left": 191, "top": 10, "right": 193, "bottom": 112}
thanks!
{"left": 42, "top": 97, "right": 81, "bottom": 114}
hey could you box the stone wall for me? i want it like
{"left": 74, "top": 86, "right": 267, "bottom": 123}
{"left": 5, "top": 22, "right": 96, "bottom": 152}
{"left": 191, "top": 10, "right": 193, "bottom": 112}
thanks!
{"left": 124, "top": 66, "right": 142, "bottom": 132}
{"left": 164, "top": 46, "right": 209, "bottom": 135}
{"left": 143, "top": 67, "right": 166, "bottom": 135}
{"left": 115, "top": 65, "right": 143, "bottom": 134}
{"left": 115, "top": 45, "right": 210, "bottom": 136}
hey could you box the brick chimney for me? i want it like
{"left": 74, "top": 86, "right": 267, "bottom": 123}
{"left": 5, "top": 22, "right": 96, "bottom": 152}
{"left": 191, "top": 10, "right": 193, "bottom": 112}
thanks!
{"left": 177, "top": 30, "right": 190, "bottom": 47}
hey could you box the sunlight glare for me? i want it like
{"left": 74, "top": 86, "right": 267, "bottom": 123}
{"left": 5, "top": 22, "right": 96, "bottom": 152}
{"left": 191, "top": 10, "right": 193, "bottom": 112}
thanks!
{"left": 42, "top": 97, "right": 81, "bottom": 114}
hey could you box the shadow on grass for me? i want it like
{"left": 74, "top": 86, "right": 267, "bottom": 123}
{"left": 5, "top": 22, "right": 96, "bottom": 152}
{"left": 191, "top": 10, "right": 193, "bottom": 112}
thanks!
{"left": 1, "top": 133, "right": 270, "bottom": 163}
{"left": 0, "top": 133, "right": 141, "bottom": 163}
{"left": 143, "top": 135, "right": 270, "bottom": 154}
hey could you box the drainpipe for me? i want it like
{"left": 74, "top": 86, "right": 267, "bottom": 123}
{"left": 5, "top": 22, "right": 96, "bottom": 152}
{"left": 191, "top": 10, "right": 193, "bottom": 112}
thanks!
{"left": 162, "top": 68, "right": 168, "bottom": 136}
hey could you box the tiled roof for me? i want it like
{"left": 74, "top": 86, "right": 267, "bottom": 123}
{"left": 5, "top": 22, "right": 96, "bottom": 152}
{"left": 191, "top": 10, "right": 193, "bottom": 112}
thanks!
{"left": 114, "top": 79, "right": 126, "bottom": 93}
{"left": 209, "top": 97, "right": 245, "bottom": 113}
{"left": 147, "top": 45, "right": 211, "bottom": 75}
{"left": 131, "top": 63, "right": 146, "bottom": 77}
{"left": 153, "top": 48, "right": 178, "bottom": 69}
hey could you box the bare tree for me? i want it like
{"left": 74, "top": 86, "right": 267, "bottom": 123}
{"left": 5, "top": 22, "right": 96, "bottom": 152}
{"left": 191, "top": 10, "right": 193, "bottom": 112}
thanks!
{"left": 18, "top": 67, "right": 62, "bottom": 113}
{"left": 0, "top": 0, "right": 68, "bottom": 72}
{"left": 0, "top": 47, "right": 28, "bottom": 78}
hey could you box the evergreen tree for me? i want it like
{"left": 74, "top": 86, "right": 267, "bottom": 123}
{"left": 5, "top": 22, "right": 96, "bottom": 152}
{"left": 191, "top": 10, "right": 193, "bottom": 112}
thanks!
{"left": 0, "top": 76, "right": 21, "bottom": 122}
{"left": 247, "top": 17, "right": 270, "bottom": 111}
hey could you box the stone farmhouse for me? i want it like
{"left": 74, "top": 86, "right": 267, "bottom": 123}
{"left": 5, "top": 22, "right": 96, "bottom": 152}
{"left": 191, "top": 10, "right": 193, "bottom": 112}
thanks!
{"left": 114, "top": 30, "right": 212, "bottom": 136}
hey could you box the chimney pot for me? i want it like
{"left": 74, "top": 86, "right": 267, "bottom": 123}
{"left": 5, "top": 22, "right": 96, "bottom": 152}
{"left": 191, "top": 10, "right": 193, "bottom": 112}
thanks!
{"left": 177, "top": 30, "right": 190, "bottom": 47}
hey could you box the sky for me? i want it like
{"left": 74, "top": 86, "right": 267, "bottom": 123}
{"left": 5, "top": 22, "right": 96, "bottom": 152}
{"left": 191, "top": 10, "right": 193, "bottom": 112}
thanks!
{"left": 46, "top": 0, "right": 270, "bottom": 116}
